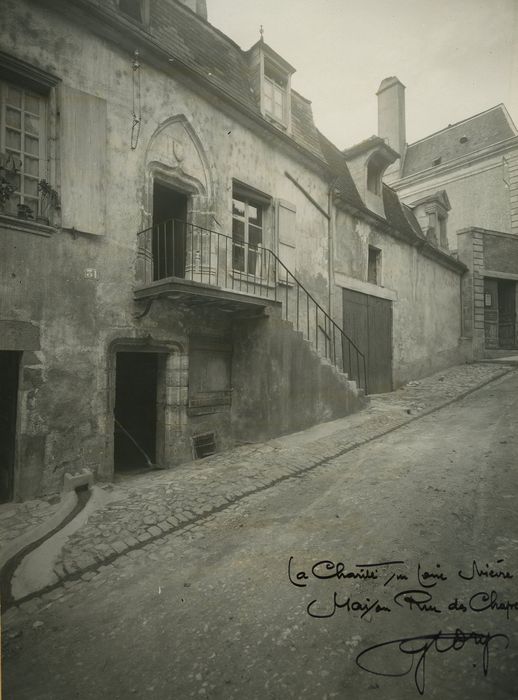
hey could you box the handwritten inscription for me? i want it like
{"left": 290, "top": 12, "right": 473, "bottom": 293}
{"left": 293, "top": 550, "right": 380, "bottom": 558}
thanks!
{"left": 356, "top": 629, "right": 509, "bottom": 696}
{"left": 288, "top": 556, "right": 515, "bottom": 694}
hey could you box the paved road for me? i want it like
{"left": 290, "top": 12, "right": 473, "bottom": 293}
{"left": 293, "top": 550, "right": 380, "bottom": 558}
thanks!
{"left": 4, "top": 372, "right": 518, "bottom": 699}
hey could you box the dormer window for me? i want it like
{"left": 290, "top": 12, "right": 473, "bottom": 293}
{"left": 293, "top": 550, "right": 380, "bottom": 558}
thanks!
{"left": 408, "top": 190, "right": 451, "bottom": 250}
{"left": 367, "top": 154, "right": 385, "bottom": 195}
{"left": 246, "top": 40, "right": 295, "bottom": 132}
{"left": 263, "top": 65, "right": 288, "bottom": 124}
{"left": 118, "top": 0, "right": 149, "bottom": 24}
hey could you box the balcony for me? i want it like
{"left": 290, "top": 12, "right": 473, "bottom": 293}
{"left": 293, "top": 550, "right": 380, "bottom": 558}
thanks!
{"left": 135, "top": 219, "right": 279, "bottom": 314}
{"left": 135, "top": 219, "right": 368, "bottom": 391}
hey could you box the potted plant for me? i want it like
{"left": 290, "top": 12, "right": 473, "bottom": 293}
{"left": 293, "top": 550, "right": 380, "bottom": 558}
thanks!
{"left": 0, "top": 152, "right": 20, "bottom": 215}
{"left": 0, "top": 177, "right": 16, "bottom": 213}
{"left": 17, "top": 203, "right": 35, "bottom": 220}
{"left": 37, "top": 179, "right": 61, "bottom": 225}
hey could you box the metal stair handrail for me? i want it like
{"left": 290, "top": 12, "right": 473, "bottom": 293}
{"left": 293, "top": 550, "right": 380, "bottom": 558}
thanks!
{"left": 136, "top": 218, "right": 367, "bottom": 392}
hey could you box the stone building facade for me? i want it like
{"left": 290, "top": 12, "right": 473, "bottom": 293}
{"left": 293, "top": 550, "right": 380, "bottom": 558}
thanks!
{"left": 0, "top": 0, "right": 466, "bottom": 502}
{"left": 376, "top": 77, "right": 518, "bottom": 358}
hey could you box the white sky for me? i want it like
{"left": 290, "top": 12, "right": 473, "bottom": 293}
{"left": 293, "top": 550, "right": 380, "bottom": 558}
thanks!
{"left": 207, "top": 0, "right": 518, "bottom": 149}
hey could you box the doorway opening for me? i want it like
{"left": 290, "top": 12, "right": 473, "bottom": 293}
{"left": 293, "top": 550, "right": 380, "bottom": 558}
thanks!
{"left": 342, "top": 288, "right": 392, "bottom": 393}
{"left": 152, "top": 182, "right": 189, "bottom": 280}
{"left": 0, "top": 351, "right": 21, "bottom": 503}
{"left": 114, "top": 352, "right": 159, "bottom": 472}
{"left": 497, "top": 280, "right": 516, "bottom": 349}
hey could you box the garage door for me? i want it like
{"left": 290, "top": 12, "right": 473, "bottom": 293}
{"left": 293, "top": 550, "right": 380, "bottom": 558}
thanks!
{"left": 342, "top": 288, "right": 393, "bottom": 394}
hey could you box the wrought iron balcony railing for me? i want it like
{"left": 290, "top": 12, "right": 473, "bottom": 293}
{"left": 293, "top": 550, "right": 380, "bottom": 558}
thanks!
{"left": 136, "top": 218, "right": 367, "bottom": 392}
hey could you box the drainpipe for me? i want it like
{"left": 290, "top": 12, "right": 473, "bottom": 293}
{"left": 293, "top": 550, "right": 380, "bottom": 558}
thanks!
{"left": 327, "top": 178, "right": 339, "bottom": 318}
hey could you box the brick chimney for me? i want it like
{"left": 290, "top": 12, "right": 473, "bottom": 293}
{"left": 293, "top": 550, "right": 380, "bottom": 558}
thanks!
{"left": 377, "top": 77, "right": 406, "bottom": 157}
{"left": 177, "top": 0, "right": 207, "bottom": 20}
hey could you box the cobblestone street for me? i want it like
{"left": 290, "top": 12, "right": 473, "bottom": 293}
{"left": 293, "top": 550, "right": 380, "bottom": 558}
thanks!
{"left": 3, "top": 363, "right": 518, "bottom": 699}
{"left": 1, "top": 361, "right": 515, "bottom": 623}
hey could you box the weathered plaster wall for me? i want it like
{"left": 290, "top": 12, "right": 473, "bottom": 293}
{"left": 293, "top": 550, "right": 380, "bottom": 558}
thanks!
{"left": 231, "top": 316, "right": 364, "bottom": 441}
{"left": 0, "top": 0, "right": 340, "bottom": 499}
{"left": 333, "top": 210, "right": 466, "bottom": 387}
{"left": 457, "top": 228, "right": 518, "bottom": 359}
{"left": 483, "top": 230, "right": 518, "bottom": 275}
{"left": 397, "top": 156, "right": 512, "bottom": 249}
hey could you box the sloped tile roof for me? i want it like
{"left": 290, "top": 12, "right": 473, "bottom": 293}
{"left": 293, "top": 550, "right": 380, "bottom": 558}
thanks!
{"left": 149, "top": 0, "right": 259, "bottom": 113}
{"left": 382, "top": 185, "right": 424, "bottom": 242}
{"left": 91, "top": 0, "right": 324, "bottom": 160}
{"left": 402, "top": 105, "right": 517, "bottom": 177}
{"left": 291, "top": 92, "right": 324, "bottom": 160}
{"left": 317, "top": 130, "right": 365, "bottom": 210}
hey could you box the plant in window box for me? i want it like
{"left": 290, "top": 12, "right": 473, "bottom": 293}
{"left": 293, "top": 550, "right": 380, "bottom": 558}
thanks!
{"left": 17, "top": 203, "right": 35, "bottom": 220}
{"left": 0, "top": 178, "right": 16, "bottom": 212}
{"left": 37, "top": 179, "right": 61, "bottom": 225}
{"left": 0, "top": 152, "right": 21, "bottom": 214}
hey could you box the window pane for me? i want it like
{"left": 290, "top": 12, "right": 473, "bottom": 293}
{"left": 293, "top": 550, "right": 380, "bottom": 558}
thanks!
{"left": 24, "top": 113, "right": 40, "bottom": 136}
{"left": 6, "top": 108, "right": 21, "bottom": 129}
{"left": 232, "top": 243, "right": 245, "bottom": 271}
{"left": 263, "top": 80, "right": 273, "bottom": 98}
{"left": 232, "top": 218, "right": 245, "bottom": 242}
{"left": 23, "top": 177, "right": 39, "bottom": 197}
{"left": 24, "top": 93, "right": 40, "bottom": 115}
{"left": 248, "top": 249, "right": 259, "bottom": 275}
{"left": 24, "top": 135, "right": 39, "bottom": 156}
{"left": 232, "top": 197, "right": 245, "bottom": 217}
{"left": 119, "top": 0, "right": 143, "bottom": 21}
{"left": 249, "top": 224, "right": 262, "bottom": 247}
{"left": 248, "top": 204, "right": 262, "bottom": 226}
{"left": 6, "top": 129, "right": 21, "bottom": 150}
{"left": 25, "top": 156, "right": 39, "bottom": 176}
{"left": 264, "top": 94, "right": 273, "bottom": 113}
{"left": 6, "top": 86, "right": 22, "bottom": 108}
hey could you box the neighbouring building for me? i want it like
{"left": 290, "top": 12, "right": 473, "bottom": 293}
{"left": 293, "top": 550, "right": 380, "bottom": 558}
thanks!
{"left": 0, "top": 0, "right": 467, "bottom": 503}
{"left": 378, "top": 77, "right": 518, "bottom": 358}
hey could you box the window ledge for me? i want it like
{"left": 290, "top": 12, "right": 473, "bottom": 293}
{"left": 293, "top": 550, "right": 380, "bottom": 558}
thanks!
{"left": 0, "top": 213, "right": 56, "bottom": 237}
{"left": 264, "top": 113, "right": 289, "bottom": 131}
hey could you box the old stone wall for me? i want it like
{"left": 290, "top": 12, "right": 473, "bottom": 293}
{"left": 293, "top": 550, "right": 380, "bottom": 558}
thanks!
{"left": 333, "top": 210, "right": 466, "bottom": 388}
{"left": 483, "top": 230, "right": 518, "bottom": 275}
{"left": 231, "top": 315, "right": 364, "bottom": 442}
{"left": 457, "top": 228, "right": 518, "bottom": 358}
{"left": 0, "top": 0, "right": 340, "bottom": 499}
{"left": 396, "top": 155, "right": 513, "bottom": 250}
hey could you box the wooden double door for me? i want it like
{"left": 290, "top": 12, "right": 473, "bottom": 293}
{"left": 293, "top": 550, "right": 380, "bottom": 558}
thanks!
{"left": 484, "top": 278, "right": 517, "bottom": 349}
{"left": 342, "top": 288, "right": 393, "bottom": 394}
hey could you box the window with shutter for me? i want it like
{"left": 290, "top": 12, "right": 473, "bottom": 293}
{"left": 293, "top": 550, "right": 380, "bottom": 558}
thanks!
{"left": 232, "top": 194, "right": 264, "bottom": 277}
{"left": 60, "top": 86, "right": 107, "bottom": 235}
{"left": 0, "top": 80, "right": 46, "bottom": 219}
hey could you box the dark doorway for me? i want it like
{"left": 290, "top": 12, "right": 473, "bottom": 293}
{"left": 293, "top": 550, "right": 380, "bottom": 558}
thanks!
{"left": 0, "top": 351, "right": 20, "bottom": 502}
{"left": 114, "top": 352, "right": 159, "bottom": 471}
{"left": 152, "top": 182, "right": 189, "bottom": 280}
{"left": 498, "top": 280, "right": 516, "bottom": 348}
{"left": 343, "top": 289, "right": 392, "bottom": 394}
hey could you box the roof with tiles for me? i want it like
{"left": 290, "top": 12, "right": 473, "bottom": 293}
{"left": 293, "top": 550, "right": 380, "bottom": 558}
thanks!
{"left": 77, "top": 0, "right": 455, "bottom": 260}
{"left": 402, "top": 105, "right": 518, "bottom": 178}
{"left": 317, "top": 130, "right": 365, "bottom": 210}
{"left": 382, "top": 185, "right": 426, "bottom": 242}
{"left": 93, "top": 0, "right": 325, "bottom": 160}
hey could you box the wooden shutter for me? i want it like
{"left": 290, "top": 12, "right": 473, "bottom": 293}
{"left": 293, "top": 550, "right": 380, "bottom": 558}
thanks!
{"left": 277, "top": 199, "right": 296, "bottom": 276}
{"left": 60, "top": 86, "right": 107, "bottom": 235}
